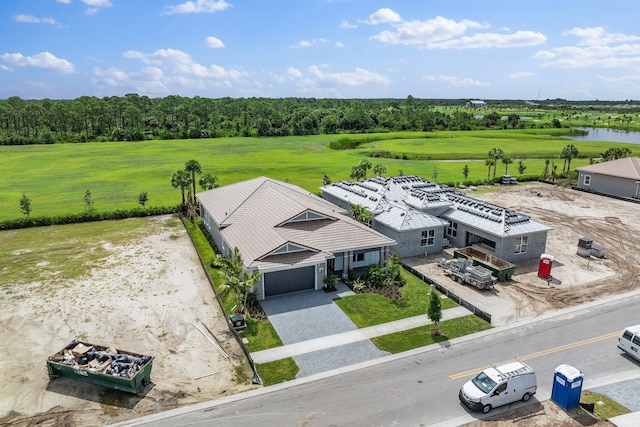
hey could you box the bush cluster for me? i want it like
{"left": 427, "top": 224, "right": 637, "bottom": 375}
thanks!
{"left": 0, "top": 206, "right": 178, "bottom": 231}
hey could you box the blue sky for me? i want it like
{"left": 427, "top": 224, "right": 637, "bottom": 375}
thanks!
{"left": 2, "top": 0, "right": 640, "bottom": 100}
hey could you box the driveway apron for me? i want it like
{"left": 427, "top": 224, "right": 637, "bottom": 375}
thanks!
{"left": 260, "top": 284, "right": 389, "bottom": 378}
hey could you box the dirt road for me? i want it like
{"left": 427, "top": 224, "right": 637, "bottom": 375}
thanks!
{"left": 0, "top": 216, "right": 257, "bottom": 426}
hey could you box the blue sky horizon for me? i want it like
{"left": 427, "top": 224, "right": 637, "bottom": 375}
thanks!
{"left": 2, "top": 0, "right": 640, "bottom": 101}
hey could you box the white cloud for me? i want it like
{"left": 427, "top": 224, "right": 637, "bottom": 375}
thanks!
{"left": 427, "top": 30, "right": 547, "bottom": 49}
{"left": 164, "top": 0, "right": 231, "bottom": 15}
{"left": 205, "top": 36, "right": 225, "bottom": 48}
{"left": 365, "top": 8, "right": 402, "bottom": 25}
{"left": 15, "top": 14, "right": 58, "bottom": 25}
{"left": 371, "top": 16, "right": 488, "bottom": 46}
{"left": 291, "top": 38, "right": 329, "bottom": 48}
{"left": 305, "top": 65, "right": 391, "bottom": 87}
{"left": 340, "top": 20, "right": 356, "bottom": 29}
{"left": 335, "top": 42, "right": 345, "bottom": 48}
{"left": 57, "top": 0, "right": 71, "bottom": 3}
{"left": 422, "top": 75, "right": 490, "bottom": 87}
{"left": 535, "top": 27, "right": 640, "bottom": 70}
{"left": 86, "top": 8, "right": 98, "bottom": 15}
{"left": 510, "top": 71, "right": 534, "bottom": 79}
{"left": 564, "top": 26, "right": 640, "bottom": 47}
{"left": 0, "top": 52, "right": 75, "bottom": 73}
{"left": 82, "top": 0, "right": 112, "bottom": 6}
{"left": 122, "top": 48, "right": 244, "bottom": 80}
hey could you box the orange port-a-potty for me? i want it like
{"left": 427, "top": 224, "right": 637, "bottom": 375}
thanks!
{"left": 537, "top": 253, "right": 554, "bottom": 278}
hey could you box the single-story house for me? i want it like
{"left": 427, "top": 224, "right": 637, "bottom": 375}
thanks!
{"left": 196, "top": 177, "right": 396, "bottom": 300}
{"left": 576, "top": 157, "right": 640, "bottom": 200}
{"left": 466, "top": 100, "right": 487, "bottom": 108}
{"left": 321, "top": 175, "right": 552, "bottom": 263}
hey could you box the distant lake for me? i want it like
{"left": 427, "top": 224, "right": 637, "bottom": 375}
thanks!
{"left": 569, "top": 127, "right": 640, "bottom": 145}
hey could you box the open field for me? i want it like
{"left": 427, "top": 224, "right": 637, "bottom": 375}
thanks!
{"left": 1, "top": 130, "right": 637, "bottom": 222}
{"left": 0, "top": 215, "right": 257, "bottom": 426}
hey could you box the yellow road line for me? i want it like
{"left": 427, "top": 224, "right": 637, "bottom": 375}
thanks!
{"left": 449, "top": 331, "right": 620, "bottom": 380}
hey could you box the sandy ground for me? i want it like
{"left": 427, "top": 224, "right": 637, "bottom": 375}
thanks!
{"left": 0, "top": 215, "right": 257, "bottom": 426}
{"left": 405, "top": 183, "right": 640, "bottom": 326}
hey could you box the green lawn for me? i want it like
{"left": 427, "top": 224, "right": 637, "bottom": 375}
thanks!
{"left": 335, "top": 270, "right": 457, "bottom": 328}
{"left": 2, "top": 131, "right": 637, "bottom": 222}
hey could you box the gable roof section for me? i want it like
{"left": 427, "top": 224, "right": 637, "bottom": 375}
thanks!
{"left": 576, "top": 157, "right": 640, "bottom": 180}
{"left": 197, "top": 177, "right": 395, "bottom": 270}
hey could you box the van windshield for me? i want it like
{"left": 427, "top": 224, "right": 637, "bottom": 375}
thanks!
{"left": 472, "top": 372, "right": 497, "bottom": 394}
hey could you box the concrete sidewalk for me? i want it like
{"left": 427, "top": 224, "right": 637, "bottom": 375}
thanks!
{"left": 251, "top": 306, "right": 471, "bottom": 363}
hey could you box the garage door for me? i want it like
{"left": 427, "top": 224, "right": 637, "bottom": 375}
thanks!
{"left": 264, "top": 266, "right": 315, "bottom": 297}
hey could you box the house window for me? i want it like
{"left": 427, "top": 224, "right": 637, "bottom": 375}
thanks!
{"left": 584, "top": 175, "right": 591, "bottom": 186}
{"left": 352, "top": 252, "right": 365, "bottom": 262}
{"left": 421, "top": 229, "right": 435, "bottom": 247}
{"left": 515, "top": 236, "right": 528, "bottom": 254}
{"left": 447, "top": 222, "right": 458, "bottom": 238}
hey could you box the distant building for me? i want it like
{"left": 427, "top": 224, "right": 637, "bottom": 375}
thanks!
{"left": 576, "top": 157, "right": 640, "bottom": 200}
{"left": 321, "top": 175, "right": 552, "bottom": 263}
{"left": 466, "top": 100, "right": 487, "bottom": 108}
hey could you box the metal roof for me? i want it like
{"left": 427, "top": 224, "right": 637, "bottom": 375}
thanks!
{"left": 576, "top": 157, "right": 640, "bottom": 180}
{"left": 197, "top": 177, "right": 395, "bottom": 270}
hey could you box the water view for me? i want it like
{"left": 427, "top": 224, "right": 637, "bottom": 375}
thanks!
{"left": 569, "top": 127, "right": 640, "bottom": 144}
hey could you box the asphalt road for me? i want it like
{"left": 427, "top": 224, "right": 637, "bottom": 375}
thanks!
{"left": 116, "top": 291, "right": 640, "bottom": 427}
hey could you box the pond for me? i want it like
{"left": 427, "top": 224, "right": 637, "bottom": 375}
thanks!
{"left": 569, "top": 127, "right": 640, "bottom": 145}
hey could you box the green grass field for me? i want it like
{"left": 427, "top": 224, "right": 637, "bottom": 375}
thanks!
{"left": 1, "top": 130, "right": 637, "bottom": 222}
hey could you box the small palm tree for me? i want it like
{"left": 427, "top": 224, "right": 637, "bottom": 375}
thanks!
{"left": 485, "top": 158, "right": 494, "bottom": 181}
{"left": 359, "top": 159, "right": 372, "bottom": 180}
{"left": 199, "top": 173, "right": 219, "bottom": 190}
{"left": 171, "top": 170, "right": 191, "bottom": 209}
{"left": 374, "top": 164, "right": 387, "bottom": 177}
{"left": 502, "top": 156, "right": 513, "bottom": 175}
{"left": 350, "top": 166, "right": 365, "bottom": 181}
{"left": 184, "top": 159, "right": 202, "bottom": 201}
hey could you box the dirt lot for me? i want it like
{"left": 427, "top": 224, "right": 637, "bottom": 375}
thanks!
{"left": 0, "top": 215, "right": 257, "bottom": 426}
{"left": 405, "top": 182, "right": 640, "bottom": 326}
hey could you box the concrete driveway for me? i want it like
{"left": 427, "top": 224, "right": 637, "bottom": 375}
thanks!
{"left": 259, "top": 283, "right": 389, "bottom": 377}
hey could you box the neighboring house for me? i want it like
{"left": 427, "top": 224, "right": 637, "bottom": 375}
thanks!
{"left": 576, "top": 157, "right": 640, "bottom": 200}
{"left": 466, "top": 100, "right": 487, "bottom": 108}
{"left": 321, "top": 175, "right": 552, "bottom": 263}
{"left": 196, "top": 177, "right": 396, "bottom": 300}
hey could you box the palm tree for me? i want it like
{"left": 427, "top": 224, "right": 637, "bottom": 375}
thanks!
{"left": 560, "top": 144, "right": 579, "bottom": 174}
{"left": 488, "top": 147, "right": 504, "bottom": 178}
{"left": 184, "top": 159, "right": 201, "bottom": 200}
{"left": 502, "top": 156, "right": 513, "bottom": 175}
{"left": 543, "top": 159, "right": 550, "bottom": 180}
{"left": 485, "top": 158, "right": 494, "bottom": 181}
{"left": 374, "top": 164, "right": 387, "bottom": 177}
{"left": 350, "top": 166, "right": 365, "bottom": 181}
{"left": 199, "top": 173, "right": 219, "bottom": 190}
{"left": 171, "top": 170, "right": 191, "bottom": 209}
{"left": 359, "top": 159, "right": 372, "bottom": 180}
{"left": 350, "top": 203, "right": 372, "bottom": 225}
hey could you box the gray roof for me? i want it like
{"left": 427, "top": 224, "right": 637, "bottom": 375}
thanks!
{"left": 322, "top": 175, "right": 552, "bottom": 237}
{"left": 576, "top": 157, "right": 640, "bottom": 180}
{"left": 197, "top": 177, "right": 395, "bottom": 271}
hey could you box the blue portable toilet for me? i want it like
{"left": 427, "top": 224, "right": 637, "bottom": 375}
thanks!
{"left": 551, "top": 364, "right": 584, "bottom": 410}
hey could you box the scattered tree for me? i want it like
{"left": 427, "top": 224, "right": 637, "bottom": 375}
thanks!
{"left": 350, "top": 203, "right": 372, "bottom": 226}
{"left": 374, "top": 164, "right": 387, "bottom": 177}
{"left": 137, "top": 191, "right": 148, "bottom": 207}
{"left": 462, "top": 164, "right": 469, "bottom": 181}
{"left": 199, "top": 173, "right": 219, "bottom": 190}
{"left": 83, "top": 189, "right": 94, "bottom": 211}
{"left": 485, "top": 158, "right": 494, "bottom": 181}
{"left": 517, "top": 161, "right": 527, "bottom": 176}
{"left": 350, "top": 165, "right": 365, "bottom": 181}
{"left": 19, "top": 193, "right": 31, "bottom": 217}
{"left": 542, "top": 159, "right": 550, "bottom": 180}
{"left": 359, "top": 159, "right": 372, "bottom": 180}
{"left": 171, "top": 170, "right": 191, "bottom": 210}
{"left": 502, "top": 156, "right": 513, "bottom": 175}
{"left": 428, "top": 287, "right": 443, "bottom": 334}
{"left": 322, "top": 174, "right": 332, "bottom": 185}
{"left": 184, "top": 159, "right": 202, "bottom": 200}
{"left": 560, "top": 144, "right": 579, "bottom": 174}
{"left": 431, "top": 166, "right": 439, "bottom": 182}
{"left": 488, "top": 147, "right": 504, "bottom": 178}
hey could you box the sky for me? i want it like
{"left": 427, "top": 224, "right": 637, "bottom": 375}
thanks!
{"left": 2, "top": 0, "right": 640, "bottom": 101}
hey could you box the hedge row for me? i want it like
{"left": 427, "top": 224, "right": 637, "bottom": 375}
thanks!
{"left": 0, "top": 206, "right": 179, "bottom": 231}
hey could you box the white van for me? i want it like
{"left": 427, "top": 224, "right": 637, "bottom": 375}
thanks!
{"left": 459, "top": 360, "right": 537, "bottom": 414}
{"left": 618, "top": 324, "right": 640, "bottom": 361}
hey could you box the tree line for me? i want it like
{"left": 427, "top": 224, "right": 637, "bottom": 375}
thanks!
{"left": 0, "top": 95, "right": 533, "bottom": 145}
